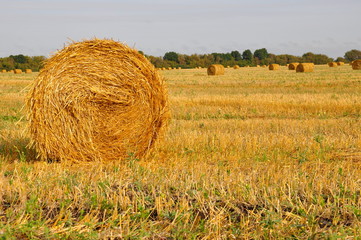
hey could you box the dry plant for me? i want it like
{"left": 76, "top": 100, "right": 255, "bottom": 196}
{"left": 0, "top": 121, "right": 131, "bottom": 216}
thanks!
{"left": 207, "top": 64, "right": 225, "bottom": 75}
{"left": 352, "top": 60, "right": 361, "bottom": 70}
{"left": 288, "top": 62, "right": 299, "bottom": 70}
{"left": 296, "top": 63, "right": 314, "bottom": 72}
{"left": 269, "top": 64, "right": 280, "bottom": 70}
{"left": 26, "top": 38, "right": 169, "bottom": 163}
{"left": 0, "top": 64, "right": 360, "bottom": 239}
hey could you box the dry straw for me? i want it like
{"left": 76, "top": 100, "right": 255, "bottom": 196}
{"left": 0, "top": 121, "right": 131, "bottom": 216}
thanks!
{"left": 288, "top": 63, "right": 299, "bottom": 70}
{"left": 27, "top": 38, "right": 169, "bottom": 162}
{"left": 25, "top": 69, "right": 32, "bottom": 73}
{"left": 269, "top": 64, "right": 280, "bottom": 70}
{"left": 14, "top": 69, "right": 22, "bottom": 74}
{"left": 328, "top": 62, "right": 338, "bottom": 67}
{"left": 296, "top": 63, "right": 314, "bottom": 72}
{"left": 352, "top": 60, "right": 361, "bottom": 70}
{"left": 207, "top": 64, "right": 225, "bottom": 75}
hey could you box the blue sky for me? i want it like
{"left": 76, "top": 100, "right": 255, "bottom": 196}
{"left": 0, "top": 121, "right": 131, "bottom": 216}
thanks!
{"left": 1, "top": 0, "right": 360, "bottom": 58}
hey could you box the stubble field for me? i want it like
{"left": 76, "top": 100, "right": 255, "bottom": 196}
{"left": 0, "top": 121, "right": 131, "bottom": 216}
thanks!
{"left": 0, "top": 65, "right": 360, "bottom": 239}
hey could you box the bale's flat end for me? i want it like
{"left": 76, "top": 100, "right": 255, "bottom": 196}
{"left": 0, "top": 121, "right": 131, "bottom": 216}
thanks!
{"left": 27, "top": 39, "right": 170, "bottom": 162}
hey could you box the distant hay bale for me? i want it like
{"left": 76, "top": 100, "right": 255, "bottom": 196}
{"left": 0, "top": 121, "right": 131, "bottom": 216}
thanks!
{"left": 178, "top": 67, "right": 181, "bottom": 69}
{"left": 8, "top": 70, "right": 14, "bottom": 73}
{"left": 162, "top": 67, "right": 166, "bottom": 70}
{"left": 207, "top": 64, "right": 225, "bottom": 75}
{"left": 256, "top": 65, "right": 260, "bottom": 67}
{"left": 328, "top": 62, "right": 338, "bottom": 67}
{"left": 14, "top": 69, "right": 22, "bottom": 74}
{"left": 233, "top": 65, "right": 240, "bottom": 69}
{"left": 167, "top": 67, "right": 172, "bottom": 70}
{"left": 25, "top": 69, "right": 32, "bottom": 73}
{"left": 296, "top": 63, "right": 314, "bottom": 72}
{"left": 352, "top": 60, "right": 361, "bottom": 70}
{"left": 269, "top": 64, "right": 280, "bottom": 70}
{"left": 337, "top": 62, "right": 344, "bottom": 66}
{"left": 1, "top": 70, "right": 6, "bottom": 73}
{"left": 226, "top": 66, "right": 230, "bottom": 68}
{"left": 288, "top": 63, "right": 299, "bottom": 70}
{"left": 261, "top": 65, "right": 267, "bottom": 68}
{"left": 27, "top": 38, "right": 169, "bottom": 162}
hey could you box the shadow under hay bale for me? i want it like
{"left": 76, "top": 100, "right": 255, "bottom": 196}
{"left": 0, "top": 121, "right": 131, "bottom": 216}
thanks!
{"left": 27, "top": 38, "right": 170, "bottom": 163}
{"left": 207, "top": 64, "right": 225, "bottom": 75}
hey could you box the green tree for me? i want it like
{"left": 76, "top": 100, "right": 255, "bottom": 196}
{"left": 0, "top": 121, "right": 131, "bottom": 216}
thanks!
{"left": 344, "top": 49, "right": 361, "bottom": 62}
{"left": 242, "top": 49, "right": 253, "bottom": 61}
{"left": 254, "top": 48, "right": 268, "bottom": 60}
{"left": 10, "top": 54, "right": 27, "bottom": 64}
{"left": 231, "top": 50, "right": 242, "bottom": 61}
{"left": 163, "top": 52, "right": 179, "bottom": 63}
{"left": 335, "top": 57, "right": 346, "bottom": 62}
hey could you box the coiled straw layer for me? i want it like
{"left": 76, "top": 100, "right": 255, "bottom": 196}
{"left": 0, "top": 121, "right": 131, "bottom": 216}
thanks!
{"left": 27, "top": 39, "right": 169, "bottom": 162}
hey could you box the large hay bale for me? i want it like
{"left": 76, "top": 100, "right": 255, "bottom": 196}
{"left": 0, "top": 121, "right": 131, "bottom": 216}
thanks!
{"left": 207, "top": 64, "right": 225, "bottom": 75}
{"left": 14, "top": 69, "right": 22, "bottom": 74}
{"left": 328, "top": 62, "right": 338, "bottom": 67}
{"left": 288, "top": 63, "right": 299, "bottom": 70}
{"left": 296, "top": 63, "right": 314, "bottom": 72}
{"left": 352, "top": 60, "right": 361, "bottom": 70}
{"left": 27, "top": 39, "right": 169, "bottom": 162}
{"left": 269, "top": 64, "right": 280, "bottom": 70}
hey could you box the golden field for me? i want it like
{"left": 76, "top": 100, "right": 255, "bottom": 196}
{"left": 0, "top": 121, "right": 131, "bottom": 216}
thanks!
{"left": 0, "top": 65, "right": 360, "bottom": 239}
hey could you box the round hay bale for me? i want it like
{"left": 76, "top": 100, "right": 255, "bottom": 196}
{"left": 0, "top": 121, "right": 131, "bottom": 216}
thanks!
{"left": 352, "top": 60, "right": 361, "bottom": 70}
{"left": 207, "top": 64, "right": 225, "bottom": 75}
{"left": 328, "top": 62, "right": 338, "bottom": 67}
{"left": 27, "top": 39, "right": 169, "bottom": 162}
{"left": 337, "top": 62, "right": 344, "bottom": 66}
{"left": 25, "top": 69, "right": 32, "bottom": 73}
{"left": 233, "top": 65, "right": 240, "bottom": 69}
{"left": 1, "top": 70, "right": 6, "bottom": 73}
{"left": 288, "top": 63, "right": 299, "bottom": 70}
{"left": 14, "top": 69, "right": 22, "bottom": 74}
{"left": 269, "top": 64, "right": 280, "bottom": 70}
{"left": 296, "top": 63, "right": 314, "bottom": 72}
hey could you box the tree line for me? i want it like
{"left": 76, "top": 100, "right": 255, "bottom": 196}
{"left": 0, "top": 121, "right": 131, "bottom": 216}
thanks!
{"left": 146, "top": 49, "right": 361, "bottom": 69}
{"left": 1, "top": 49, "right": 360, "bottom": 71}
{"left": 0, "top": 54, "right": 45, "bottom": 71}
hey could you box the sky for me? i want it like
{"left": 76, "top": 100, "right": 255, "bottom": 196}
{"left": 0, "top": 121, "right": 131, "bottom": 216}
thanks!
{"left": 1, "top": 0, "right": 360, "bottom": 59}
